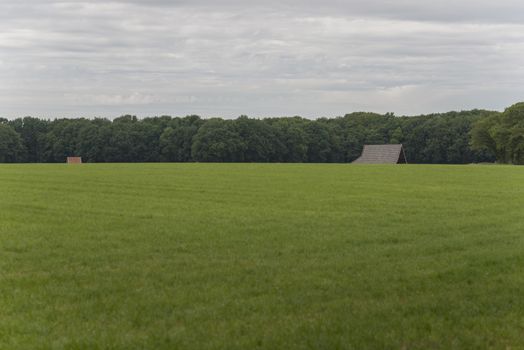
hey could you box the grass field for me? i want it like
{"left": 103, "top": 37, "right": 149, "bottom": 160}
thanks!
{"left": 1, "top": 164, "right": 523, "bottom": 349}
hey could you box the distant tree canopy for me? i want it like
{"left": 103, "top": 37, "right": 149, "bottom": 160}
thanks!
{"left": 2, "top": 106, "right": 519, "bottom": 164}
{"left": 0, "top": 123, "right": 25, "bottom": 163}
{"left": 471, "top": 102, "right": 524, "bottom": 164}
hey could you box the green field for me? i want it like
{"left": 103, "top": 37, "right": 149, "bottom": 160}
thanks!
{"left": 1, "top": 164, "right": 523, "bottom": 349}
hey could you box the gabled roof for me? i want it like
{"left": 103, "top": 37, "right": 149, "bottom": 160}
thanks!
{"left": 352, "top": 144, "right": 407, "bottom": 164}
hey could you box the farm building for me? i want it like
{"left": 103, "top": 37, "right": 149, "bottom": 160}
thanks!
{"left": 352, "top": 144, "right": 407, "bottom": 164}
{"left": 67, "top": 157, "right": 82, "bottom": 164}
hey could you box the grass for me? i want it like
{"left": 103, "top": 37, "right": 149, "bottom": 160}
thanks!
{"left": 0, "top": 163, "right": 523, "bottom": 349}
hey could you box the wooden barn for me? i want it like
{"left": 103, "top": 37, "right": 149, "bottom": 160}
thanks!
{"left": 67, "top": 157, "right": 82, "bottom": 164}
{"left": 352, "top": 144, "right": 407, "bottom": 164}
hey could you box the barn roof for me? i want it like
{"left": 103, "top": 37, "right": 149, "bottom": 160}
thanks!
{"left": 352, "top": 144, "right": 407, "bottom": 164}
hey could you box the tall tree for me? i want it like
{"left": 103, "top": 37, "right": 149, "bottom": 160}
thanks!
{"left": 160, "top": 116, "right": 203, "bottom": 162}
{"left": 0, "top": 124, "right": 25, "bottom": 163}
{"left": 471, "top": 103, "right": 524, "bottom": 164}
{"left": 191, "top": 119, "right": 246, "bottom": 162}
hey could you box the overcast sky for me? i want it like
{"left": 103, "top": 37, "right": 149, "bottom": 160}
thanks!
{"left": 1, "top": 0, "right": 523, "bottom": 118}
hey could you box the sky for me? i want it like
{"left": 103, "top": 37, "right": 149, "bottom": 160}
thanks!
{"left": 1, "top": 0, "right": 524, "bottom": 119}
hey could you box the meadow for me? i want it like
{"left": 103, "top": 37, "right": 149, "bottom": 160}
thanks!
{"left": 1, "top": 163, "right": 523, "bottom": 349}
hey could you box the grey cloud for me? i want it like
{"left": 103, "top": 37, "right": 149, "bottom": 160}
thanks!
{"left": 54, "top": 0, "right": 524, "bottom": 23}
{"left": 0, "top": 1, "right": 523, "bottom": 118}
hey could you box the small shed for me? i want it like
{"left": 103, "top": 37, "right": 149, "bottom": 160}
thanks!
{"left": 352, "top": 144, "right": 407, "bottom": 164}
{"left": 67, "top": 157, "right": 82, "bottom": 164}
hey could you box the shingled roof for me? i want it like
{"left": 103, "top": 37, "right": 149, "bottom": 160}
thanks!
{"left": 352, "top": 144, "right": 407, "bottom": 164}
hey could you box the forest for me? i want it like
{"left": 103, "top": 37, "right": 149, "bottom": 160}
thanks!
{"left": 0, "top": 103, "right": 523, "bottom": 164}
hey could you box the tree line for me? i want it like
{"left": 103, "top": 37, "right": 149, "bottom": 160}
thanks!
{"left": 1, "top": 105, "right": 521, "bottom": 164}
{"left": 470, "top": 102, "right": 524, "bottom": 165}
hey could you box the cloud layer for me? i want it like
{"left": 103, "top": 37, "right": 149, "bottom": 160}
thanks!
{"left": 1, "top": 1, "right": 523, "bottom": 118}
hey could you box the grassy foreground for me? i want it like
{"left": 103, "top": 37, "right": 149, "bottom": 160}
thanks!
{"left": 1, "top": 163, "right": 523, "bottom": 349}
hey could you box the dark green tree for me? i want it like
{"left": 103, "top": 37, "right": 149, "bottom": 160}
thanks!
{"left": 471, "top": 103, "right": 524, "bottom": 164}
{"left": 160, "top": 116, "right": 203, "bottom": 162}
{"left": 191, "top": 119, "right": 246, "bottom": 162}
{"left": 0, "top": 124, "right": 25, "bottom": 163}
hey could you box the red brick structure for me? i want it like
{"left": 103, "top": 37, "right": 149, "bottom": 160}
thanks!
{"left": 67, "top": 157, "right": 82, "bottom": 164}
